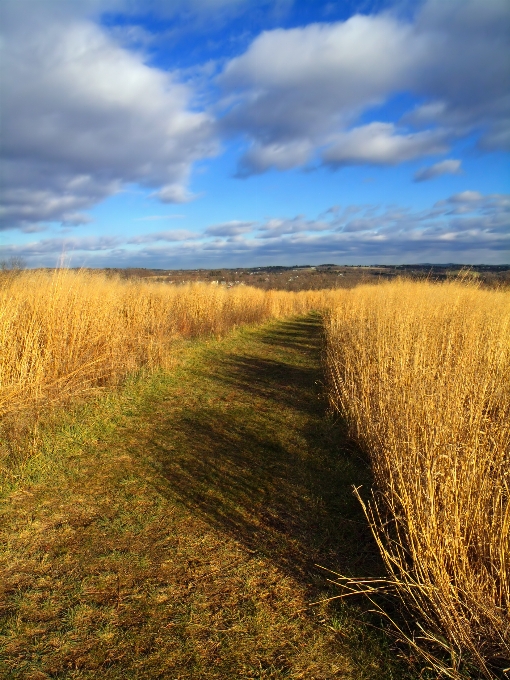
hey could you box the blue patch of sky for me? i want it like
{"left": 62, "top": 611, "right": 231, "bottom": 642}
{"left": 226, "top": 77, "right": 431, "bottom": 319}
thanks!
{"left": 24, "top": 0, "right": 501, "bottom": 267}
{"left": 100, "top": 0, "right": 421, "bottom": 73}
{"left": 33, "top": 128, "right": 505, "bottom": 250}
{"left": 358, "top": 93, "right": 429, "bottom": 127}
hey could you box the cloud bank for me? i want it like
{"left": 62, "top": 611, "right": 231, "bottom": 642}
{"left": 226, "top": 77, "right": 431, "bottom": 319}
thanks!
{"left": 6, "top": 192, "right": 508, "bottom": 267}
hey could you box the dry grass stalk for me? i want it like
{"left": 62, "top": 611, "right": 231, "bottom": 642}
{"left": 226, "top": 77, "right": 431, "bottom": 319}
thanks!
{"left": 324, "top": 280, "right": 510, "bottom": 677}
{"left": 0, "top": 269, "right": 336, "bottom": 417}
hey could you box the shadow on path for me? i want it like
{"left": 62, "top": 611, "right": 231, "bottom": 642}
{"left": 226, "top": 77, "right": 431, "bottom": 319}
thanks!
{"left": 136, "top": 315, "right": 382, "bottom": 591}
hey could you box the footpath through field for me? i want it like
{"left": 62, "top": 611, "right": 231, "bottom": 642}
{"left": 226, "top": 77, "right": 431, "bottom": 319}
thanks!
{"left": 1, "top": 315, "right": 416, "bottom": 679}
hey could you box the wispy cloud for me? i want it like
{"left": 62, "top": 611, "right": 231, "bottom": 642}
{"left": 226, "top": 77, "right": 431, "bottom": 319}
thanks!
{"left": 127, "top": 230, "right": 198, "bottom": 244}
{"left": 205, "top": 220, "right": 256, "bottom": 236}
{"left": 7, "top": 192, "right": 508, "bottom": 268}
{"left": 414, "top": 159, "right": 463, "bottom": 182}
{"left": 258, "top": 216, "right": 332, "bottom": 237}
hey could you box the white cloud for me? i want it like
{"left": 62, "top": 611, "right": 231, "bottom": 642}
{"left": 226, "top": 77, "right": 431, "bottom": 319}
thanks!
{"left": 446, "top": 191, "right": 484, "bottom": 204}
{"left": 219, "top": 0, "right": 510, "bottom": 175}
{"left": 237, "top": 141, "right": 313, "bottom": 176}
{"left": 414, "top": 159, "right": 462, "bottom": 182}
{"left": 0, "top": 9, "right": 216, "bottom": 230}
{"left": 220, "top": 14, "right": 423, "bottom": 172}
{"left": 153, "top": 185, "right": 199, "bottom": 204}
{"left": 221, "top": 15, "right": 419, "bottom": 119}
{"left": 205, "top": 221, "right": 256, "bottom": 236}
{"left": 322, "top": 123, "right": 448, "bottom": 167}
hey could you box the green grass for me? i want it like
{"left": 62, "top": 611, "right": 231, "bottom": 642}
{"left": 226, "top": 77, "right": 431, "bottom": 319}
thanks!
{"left": 1, "top": 315, "right": 425, "bottom": 679}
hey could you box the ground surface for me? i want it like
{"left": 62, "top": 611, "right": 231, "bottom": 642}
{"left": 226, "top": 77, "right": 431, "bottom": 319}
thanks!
{"left": 0, "top": 315, "right": 419, "bottom": 679}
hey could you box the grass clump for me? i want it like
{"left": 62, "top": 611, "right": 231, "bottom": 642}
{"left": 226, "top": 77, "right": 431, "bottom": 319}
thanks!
{"left": 324, "top": 280, "right": 510, "bottom": 677}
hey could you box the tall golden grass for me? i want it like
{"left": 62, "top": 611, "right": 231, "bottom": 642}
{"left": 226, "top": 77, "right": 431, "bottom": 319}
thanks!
{"left": 0, "top": 268, "right": 332, "bottom": 416}
{"left": 3, "top": 269, "right": 509, "bottom": 675}
{"left": 325, "top": 280, "right": 510, "bottom": 677}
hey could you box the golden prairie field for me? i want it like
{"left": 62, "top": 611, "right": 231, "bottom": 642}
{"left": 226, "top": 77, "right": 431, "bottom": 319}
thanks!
{"left": 325, "top": 280, "right": 510, "bottom": 676}
{"left": 1, "top": 269, "right": 509, "bottom": 676}
{"left": 0, "top": 268, "right": 334, "bottom": 416}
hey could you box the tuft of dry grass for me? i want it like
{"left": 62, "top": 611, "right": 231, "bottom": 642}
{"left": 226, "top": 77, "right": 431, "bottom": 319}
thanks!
{"left": 0, "top": 268, "right": 332, "bottom": 419}
{"left": 324, "top": 280, "right": 510, "bottom": 677}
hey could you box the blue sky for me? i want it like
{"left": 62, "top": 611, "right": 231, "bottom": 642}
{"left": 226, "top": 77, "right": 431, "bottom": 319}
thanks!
{"left": 1, "top": 0, "right": 509, "bottom": 268}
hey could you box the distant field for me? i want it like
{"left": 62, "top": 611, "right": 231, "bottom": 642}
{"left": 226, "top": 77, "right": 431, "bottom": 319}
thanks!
{"left": 17, "top": 263, "right": 510, "bottom": 292}
{"left": 1, "top": 270, "right": 508, "bottom": 678}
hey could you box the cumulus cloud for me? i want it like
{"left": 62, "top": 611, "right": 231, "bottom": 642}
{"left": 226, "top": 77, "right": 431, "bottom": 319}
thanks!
{"left": 414, "top": 159, "right": 463, "bottom": 182}
{"left": 220, "top": 14, "right": 423, "bottom": 172}
{"left": 219, "top": 0, "right": 510, "bottom": 175}
{"left": 0, "top": 7, "right": 216, "bottom": 231}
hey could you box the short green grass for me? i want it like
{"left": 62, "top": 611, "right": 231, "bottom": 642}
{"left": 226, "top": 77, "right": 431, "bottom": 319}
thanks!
{"left": 1, "top": 315, "right": 426, "bottom": 679}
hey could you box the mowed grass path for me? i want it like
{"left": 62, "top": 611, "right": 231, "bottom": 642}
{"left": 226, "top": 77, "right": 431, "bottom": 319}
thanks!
{"left": 1, "top": 315, "right": 416, "bottom": 679}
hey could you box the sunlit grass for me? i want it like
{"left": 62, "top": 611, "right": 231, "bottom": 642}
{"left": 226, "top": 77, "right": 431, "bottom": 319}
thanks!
{"left": 0, "top": 268, "right": 334, "bottom": 418}
{"left": 324, "top": 280, "right": 510, "bottom": 677}
{"left": 3, "top": 268, "right": 508, "bottom": 676}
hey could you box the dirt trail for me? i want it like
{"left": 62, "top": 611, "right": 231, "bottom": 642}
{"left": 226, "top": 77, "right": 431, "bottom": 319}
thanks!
{"left": 0, "top": 315, "right": 413, "bottom": 679}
